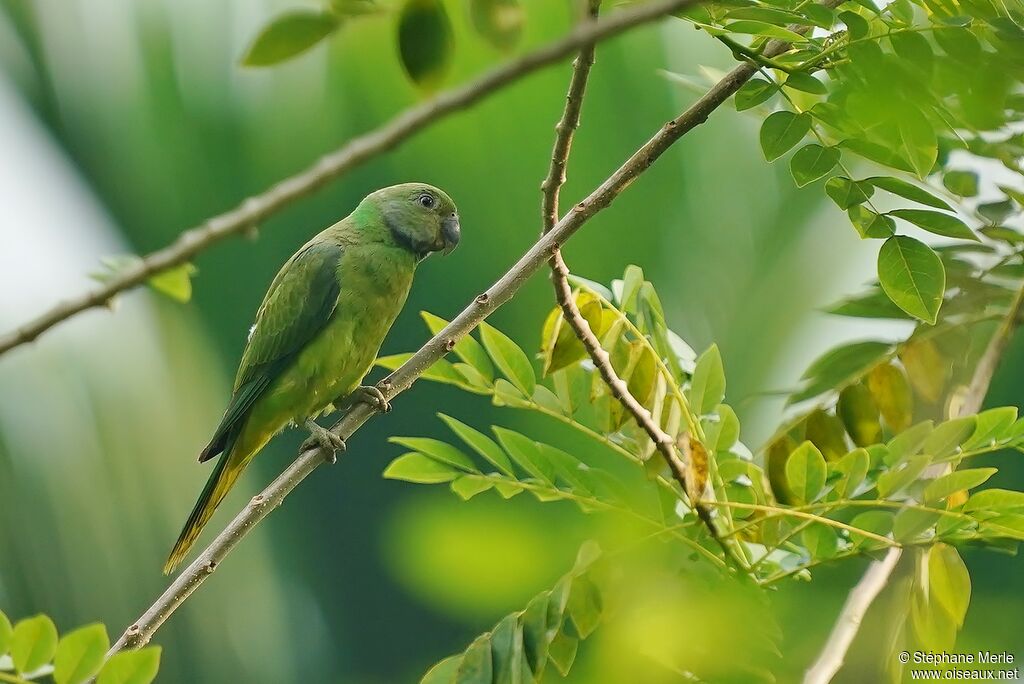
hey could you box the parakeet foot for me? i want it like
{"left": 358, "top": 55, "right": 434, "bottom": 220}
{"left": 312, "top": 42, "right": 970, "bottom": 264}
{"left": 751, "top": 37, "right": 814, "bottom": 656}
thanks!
{"left": 334, "top": 385, "right": 392, "bottom": 414}
{"left": 302, "top": 420, "right": 346, "bottom": 464}
{"left": 354, "top": 385, "right": 392, "bottom": 413}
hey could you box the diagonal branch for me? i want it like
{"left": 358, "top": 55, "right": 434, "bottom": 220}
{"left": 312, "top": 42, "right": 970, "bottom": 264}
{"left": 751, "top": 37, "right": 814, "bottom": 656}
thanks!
{"left": 804, "top": 281, "right": 1024, "bottom": 684}
{"left": 0, "top": 0, "right": 695, "bottom": 359}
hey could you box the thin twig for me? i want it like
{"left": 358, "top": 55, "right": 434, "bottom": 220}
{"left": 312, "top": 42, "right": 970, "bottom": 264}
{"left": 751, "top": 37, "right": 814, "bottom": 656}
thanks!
{"left": 542, "top": 0, "right": 739, "bottom": 569}
{"left": 0, "top": 0, "right": 696, "bottom": 359}
{"left": 804, "top": 281, "right": 1024, "bottom": 684}
{"left": 104, "top": 7, "right": 786, "bottom": 655}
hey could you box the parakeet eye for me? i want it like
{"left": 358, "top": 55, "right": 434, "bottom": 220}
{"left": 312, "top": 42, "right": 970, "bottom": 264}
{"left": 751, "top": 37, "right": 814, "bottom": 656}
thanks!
{"left": 418, "top": 194, "right": 435, "bottom": 208}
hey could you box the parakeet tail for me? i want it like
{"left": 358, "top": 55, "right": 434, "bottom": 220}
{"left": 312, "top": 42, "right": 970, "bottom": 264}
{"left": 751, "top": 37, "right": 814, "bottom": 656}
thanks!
{"left": 164, "top": 442, "right": 245, "bottom": 574}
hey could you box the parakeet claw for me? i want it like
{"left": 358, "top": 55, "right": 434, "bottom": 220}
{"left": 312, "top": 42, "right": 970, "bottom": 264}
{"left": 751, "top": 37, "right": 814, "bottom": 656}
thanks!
{"left": 354, "top": 385, "right": 392, "bottom": 413}
{"left": 302, "top": 420, "right": 346, "bottom": 464}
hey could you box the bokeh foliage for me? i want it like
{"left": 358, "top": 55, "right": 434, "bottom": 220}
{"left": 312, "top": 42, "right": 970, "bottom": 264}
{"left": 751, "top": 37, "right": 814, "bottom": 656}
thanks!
{"left": 2, "top": 0, "right": 1024, "bottom": 682}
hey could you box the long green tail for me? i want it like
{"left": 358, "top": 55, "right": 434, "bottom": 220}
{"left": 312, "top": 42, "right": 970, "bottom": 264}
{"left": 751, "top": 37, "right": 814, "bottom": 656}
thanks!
{"left": 164, "top": 445, "right": 240, "bottom": 574}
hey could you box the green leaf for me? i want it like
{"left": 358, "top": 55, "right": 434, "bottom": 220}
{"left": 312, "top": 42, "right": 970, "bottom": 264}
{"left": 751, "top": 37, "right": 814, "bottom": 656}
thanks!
{"left": 726, "top": 20, "right": 807, "bottom": 42}
{"left": 790, "top": 144, "right": 840, "bottom": 187}
{"left": 689, "top": 344, "right": 725, "bottom": 415}
{"left": 440, "top": 414, "right": 515, "bottom": 476}
{"left": 890, "top": 30, "right": 933, "bottom": 71}
{"left": 962, "top": 406, "right": 1018, "bottom": 450}
{"left": 877, "top": 453, "right": 931, "bottom": 497}
{"left": 422, "top": 312, "right": 494, "bottom": 382}
{"left": 454, "top": 636, "right": 492, "bottom": 683}
{"left": 791, "top": 340, "right": 891, "bottom": 404}
{"left": 785, "top": 441, "right": 827, "bottom": 504}
{"left": 922, "top": 417, "right": 976, "bottom": 458}
{"left": 0, "top": 610, "right": 11, "bottom": 657}
{"left": 784, "top": 72, "right": 827, "bottom": 95}
{"left": 866, "top": 177, "right": 952, "bottom": 211}
{"left": 398, "top": 0, "right": 454, "bottom": 89}
{"left": 848, "top": 206, "right": 896, "bottom": 239}
{"left": 493, "top": 427, "right": 555, "bottom": 484}
{"left": 893, "top": 507, "right": 942, "bottom": 541}
{"left": 877, "top": 236, "right": 945, "bottom": 323}
{"left": 929, "top": 544, "right": 971, "bottom": 627}
{"left": 11, "top": 615, "right": 58, "bottom": 674}
{"left": 489, "top": 614, "right": 526, "bottom": 684}
{"left": 422, "top": 655, "right": 461, "bottom": 684}
{"left": 547, "top": 631, "right": 578, "bottom": 676}
{"left": 977, "top": 200, "right": 1016, "bottom": 224}
{"left": 566, "top": 576, "right": 602, "bottom": 639}
{"left": 802, "top": 524, "right": 839, "bottom": 559}
{"left": 384, "top": 453, "right": 461, "bottom": 483}
{"left": 451, "top": 475, "right": 493, "bottom": 501}
{"left": 833, "top": 448, "right": 870, "bottom": 498}
{"left": 943, "top": 170, "right": 979, "bottom": 197}
{"left": 934, "top": 26, "right": 981, "bottom": 62}
{"left": 825, "top": 176, "right": 873, "bottom": 209}
{"left": 896, "top": 106, "right": 938, "bottom": 178}
{"left": 468, "top": 0, "right": 523, "bottom": 51}
{"left": 54, "top": 624, "right": 109, "bottom": 684}
{"left": 147, "top": 263, "right": 196, "bottom": 303}
{"left": 331, "top": 0, "right": 382, "bottom": 16}
{"left": 735, "top": 78, "right": 777, "bottom": 111}
{"left": 924, "top": 468, "right": 997, "bottom": 503}
{"left": 850, "top": 511, "right": 894, "bottom": 548}
{"left": 760, "top": 111, "right": 812, "bottom": 162}
{"left": 520, "top": 593, "right": 550, "bottom": 676}
{"left": 964, "top": 488, "right": 1024, "bottom": 513}
{"left": 241, "top": 10, "right": 339, "bottom": 67}
{"left": 839, "top": 10, "right": 870, "bottom": 39}
{"left": 727, "top": 7, "right": 815, "bottom": 25}
{"left": 826, "top": 288, "right": 912, "bottom": 319}
{"left": 97, "top": 647, "right": 161, "bottom": 684}
{"left": 889, "top": 209, "right": 977, "bottom": 241}
{"left": 388, "top": 437, "right": 478, "bottom": 472}
{"left": 376, "top": 353, "right": 467, "bottom": 387}
{"left": 479, "top": 322, "right": 536, "bottom": 396}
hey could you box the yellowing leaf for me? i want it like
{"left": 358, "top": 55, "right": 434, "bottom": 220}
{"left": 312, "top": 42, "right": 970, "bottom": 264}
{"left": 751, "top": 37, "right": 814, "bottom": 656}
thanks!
{"left": 867, "top": 363, "right": 914, "bottom": 433}
{"left": 837, "top": 383, "right": 882, "bottom": 447}
{"left": 147, "top": 263, "right": 196, "bottom": 303}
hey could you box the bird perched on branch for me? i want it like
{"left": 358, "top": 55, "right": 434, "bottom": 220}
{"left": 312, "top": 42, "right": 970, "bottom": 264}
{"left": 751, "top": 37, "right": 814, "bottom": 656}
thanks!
{"left": 165, "top": 183, "right": 461, "bottom": 573}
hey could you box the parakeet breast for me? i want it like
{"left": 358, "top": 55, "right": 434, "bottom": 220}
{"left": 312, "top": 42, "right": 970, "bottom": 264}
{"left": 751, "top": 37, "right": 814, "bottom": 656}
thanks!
{"left": 291, "top": 243, "right": 416, "bottom": 419}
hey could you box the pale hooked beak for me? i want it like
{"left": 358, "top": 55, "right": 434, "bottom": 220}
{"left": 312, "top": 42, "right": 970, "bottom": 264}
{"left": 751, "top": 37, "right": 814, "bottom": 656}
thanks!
{"left": 442, "top": 214, "right": 461, "bottom": 255}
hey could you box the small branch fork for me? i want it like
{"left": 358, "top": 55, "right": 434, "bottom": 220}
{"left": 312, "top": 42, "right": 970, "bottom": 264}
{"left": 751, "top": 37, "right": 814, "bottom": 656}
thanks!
{"left": 804, "top": 281, "right": 1024, "bottom": 684}
{"left": 539, "top": 0, "right": 745, "bottom": 571}
{"left": 0, "top": 0, "right": 695, "bottom": 359}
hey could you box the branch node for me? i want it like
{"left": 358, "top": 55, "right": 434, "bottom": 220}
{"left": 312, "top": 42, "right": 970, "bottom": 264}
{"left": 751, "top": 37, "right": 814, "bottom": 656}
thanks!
{"left": 475, "top": 292, "right": 490, "bottom": 304}
{"left": 444, "top": 338, "right": 457, "bottom": 351}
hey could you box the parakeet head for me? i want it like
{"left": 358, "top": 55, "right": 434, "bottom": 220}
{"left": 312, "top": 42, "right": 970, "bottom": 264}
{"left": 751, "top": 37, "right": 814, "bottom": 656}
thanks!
{"left": 367, "top": 182, "right": 460, "bottom": 259}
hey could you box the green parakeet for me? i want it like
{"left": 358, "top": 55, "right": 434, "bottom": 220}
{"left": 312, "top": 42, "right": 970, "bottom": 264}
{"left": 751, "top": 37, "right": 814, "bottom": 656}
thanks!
{"left": 164, "top": 183, "right": 460, "bottom": 574}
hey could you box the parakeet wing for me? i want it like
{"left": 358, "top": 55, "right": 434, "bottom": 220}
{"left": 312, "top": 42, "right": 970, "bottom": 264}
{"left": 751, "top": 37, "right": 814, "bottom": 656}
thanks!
{"left": 198, "top": 240, "right": 344, "bottom": 461}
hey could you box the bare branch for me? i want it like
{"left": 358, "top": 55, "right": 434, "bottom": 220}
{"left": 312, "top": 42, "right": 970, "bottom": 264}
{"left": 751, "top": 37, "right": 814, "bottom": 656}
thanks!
{"left": 804, "top": 282, "right": 1024, "bottom": 684}
{"left": 0, "top": 0, "right": 695, "bottom": 359}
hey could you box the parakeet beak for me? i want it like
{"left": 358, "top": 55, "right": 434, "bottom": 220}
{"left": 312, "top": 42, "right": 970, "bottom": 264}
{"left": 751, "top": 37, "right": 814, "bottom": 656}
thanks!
{"left": 441, "top": 214, "right": 461, "bottom": 255}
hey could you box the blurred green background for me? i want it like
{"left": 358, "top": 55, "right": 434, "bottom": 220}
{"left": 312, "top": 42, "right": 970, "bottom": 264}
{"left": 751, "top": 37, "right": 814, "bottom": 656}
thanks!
{"left": 1, "top": 1, "right": 1021, "bottom": 682}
